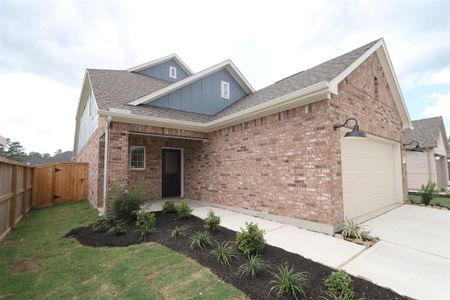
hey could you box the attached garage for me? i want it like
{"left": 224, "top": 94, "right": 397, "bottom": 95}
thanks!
{"left": 340, "top": 132, "right": 403, "bottom": 221}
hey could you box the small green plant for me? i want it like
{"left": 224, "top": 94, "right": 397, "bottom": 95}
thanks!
{"left": 110, "top": 222, "right": 126, "bottom": 235}
{"left": 236, "top": 222, "right": 265, "bottom": 255}
{"left": 209, "top": 241, "right": 237, "bottom": 266}
{"left": 204, "top": 210, "right": 221, "bottom": 232}
{"left": 420, "top": 181, "right": 437, "bottom": 206}
{"left": 238, "top": 255, "right": 269, "bottom": 278}
{"left": 176, "top": 200, "right": 193, "bottom": 219}
{"left": 324, "top": 270, "right": 355, "bottom": 300}
{"left": 111, "top": 184, "right": 152, "bottom": 222}
{"left": 269, "top": 265, "right": 309, "bottom": 300}
{"left": 171, "top": 225, "right": 191, "bottom": 239}
{"left": 190, "top": 231, "right": 211, "bottom": 250}
{"left": 359, "top": 230, "right": 374, "bottom": 242}
{"left": 162, "top": 201, "right": 177, "bottom": 213}
{"left": 92, "top": 218, "right": 111, "bottom": 233}
{"left": 135, "top": 210, "right": 156, "bottom": 239}
{"left": 342, "top": 219, "right": 362, "bottom": 240}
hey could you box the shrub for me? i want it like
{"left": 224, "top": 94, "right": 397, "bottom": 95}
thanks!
{"left": 420, "top": 182, "right": 437, "bottom": 206}
{"left": 171, "top": 225, "right": 191, "bottom": 239}
{"left": 92, "top": 218, "right": 111, "bottom": 233}
{"left": 269, "top": 265, "right": 309, "bottom": 300}
{"left": 176, "top": 201, "right": 193, "bottom": 219}
{"left": 190, "top": 231, "right": 211, "bottom": 250}
{"left": 238, "top": 255, "right": 269, "bottom": 278}
{"left": 162, "top": 201, "right": 177, "bottom": 214}
{"left": 204, "top": 210, "right": 221, "bottom": 232}
{"left": 236, "top": 222, "right": 265, "bottom": 255}
{"left": 135, "top": 210, "right": 156, "bottom": 239}
{"left": 342, "top": 219, "right": 362, "bottom": 240}
{"left": 110, "top": 222, "right": 126, "bottom": 235}
{"left": 360, "top": 230, "right": 374, "bottom": 242}
{"left": 209, "top": 241, "right": 237, "bottom": 266}
{"left": 324, "top": 270, "right": 354, "bottom": 300}
{"left": 111, "top": 184, "right": 152, "bottom": 222}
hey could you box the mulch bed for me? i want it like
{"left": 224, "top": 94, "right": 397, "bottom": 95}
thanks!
{"left": 66, "top": 212, "right": 406, "bottom": 300}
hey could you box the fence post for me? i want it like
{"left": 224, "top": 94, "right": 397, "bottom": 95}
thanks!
{"left": 9, "top": 165, "right": 17, "bottom": 229}
{"left": 22, "top": 167, "right": 28, "bottom": 216}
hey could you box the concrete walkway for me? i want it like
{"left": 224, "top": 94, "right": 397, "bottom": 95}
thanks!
{"left": 343, "top": 205, "right": 450, "bottom": 300}
{"left": 146, "top": 200, "right": 450, "bottom": 299}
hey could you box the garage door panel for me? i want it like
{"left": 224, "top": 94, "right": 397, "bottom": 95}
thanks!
{"left": 341, "top": 136, "right": 401, "bottom": 220}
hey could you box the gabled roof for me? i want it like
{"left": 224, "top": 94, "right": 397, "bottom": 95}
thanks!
{"left": 127, "top": 53, "right": 193, "bottom": 75}
{"left": 25, "top": 151, "right": 73, "bottom": 166}
{"left": 81, "top": 38, "right": 411, "bottom": 132}
{"left": 405, "top": 116, "right": 448, "bottom": 150}
{"left": 127, "top": 59, "right": 255, "bottom": 106}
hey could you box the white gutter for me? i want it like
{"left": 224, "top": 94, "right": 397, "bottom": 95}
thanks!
{"left": 99, "top": 81, "right": 330, "bottom": 132}
{"left": 102, "top": 116, "right": 112, "bottom": 216}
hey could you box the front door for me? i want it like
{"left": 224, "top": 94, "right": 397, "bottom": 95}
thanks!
{"left": 162, "top": 149, "right": 182, "bottom": 198}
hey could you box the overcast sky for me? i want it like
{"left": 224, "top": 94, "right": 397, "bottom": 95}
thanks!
{"left": 1, "top": 0, "right": 449, "bottom": 154}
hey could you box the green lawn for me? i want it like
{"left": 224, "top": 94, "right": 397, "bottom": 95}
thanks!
{"left": 0, "top": 201, "right": 243, "bottom": 299}
{"left": 409, "top": 195, "right": 450, "bottom": 209}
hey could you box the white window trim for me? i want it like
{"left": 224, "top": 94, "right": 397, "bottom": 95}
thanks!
{"left": 221, "top": 80, "right": 230, "bottom": 99}
{"left": 169, "top": 66, "right": 177, "bottom": 79}
{"left": 130, "top": 145, "right": 146, "bottom": 170}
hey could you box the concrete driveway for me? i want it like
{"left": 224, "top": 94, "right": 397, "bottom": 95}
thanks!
{"left": 343, "top": 205, "right": 450, "bottom": 300}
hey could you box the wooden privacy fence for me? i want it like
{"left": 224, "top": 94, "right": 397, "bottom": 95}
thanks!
{"left": 0, "top": 159, "right": 88, "bottom": 240}
{"left": 0, "top": 157, "right": 33, "bottom": 240}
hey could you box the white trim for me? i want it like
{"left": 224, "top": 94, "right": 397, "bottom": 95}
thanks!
{"left": 99, "top": 81, "right": 330, "bottom": 132}
{"left": 127, "top": 59, "right": 255, "bottom": 106}
{"left": 329, "top": 38, "right": 412, "bottom": 129}
{"left": 161, "top": 147, "right": 184, "bottom": 197}
{"left": 130, "top": 145, "right": 146, "bottom": 170}
{"left": 127, "top": 53, "right": 193, "bottom": 75}
{"left": 169, "top": 66, "right": 177, "bottom": 79}
{"left": 221, "top": 80, "right": 230, "bottom": 99}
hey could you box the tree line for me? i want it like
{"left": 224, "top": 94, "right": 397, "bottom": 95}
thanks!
{"left": 0, "top": 138, "right": 64, "bottom": 162}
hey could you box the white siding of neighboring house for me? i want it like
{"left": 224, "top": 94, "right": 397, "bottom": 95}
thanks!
{"left": 77, "top": 91, "right": 98, "bottom": 154}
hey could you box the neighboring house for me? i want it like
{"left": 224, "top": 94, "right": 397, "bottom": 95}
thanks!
{"left": 74, "top": 38, "right": 412, "bottom": 234}
{"left": 0, "top": 135, "right": 6, "bottom": 146}
{"left": 405, "top": 117, "right": 449, "bottom": 190}
{"left": 25, "top": 151, "right": 73, "bottom": 166}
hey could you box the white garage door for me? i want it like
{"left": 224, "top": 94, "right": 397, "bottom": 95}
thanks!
{"left": 341, "top": 133, "right": 403, "bottom": 221}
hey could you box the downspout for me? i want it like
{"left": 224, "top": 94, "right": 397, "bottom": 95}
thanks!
{"left": 102, "top": 116, "right": 112, "bottom": 215}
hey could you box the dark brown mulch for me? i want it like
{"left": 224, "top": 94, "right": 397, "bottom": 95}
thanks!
{"left": 66, "top": 212, "right": 406, "bottom": 300}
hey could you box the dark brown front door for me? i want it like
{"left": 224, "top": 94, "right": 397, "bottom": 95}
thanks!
{"left": 162, "top": 149, "right": 181, "bottom": 198}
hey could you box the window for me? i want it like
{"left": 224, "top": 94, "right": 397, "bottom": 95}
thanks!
{"left": 169, "top": 66, "right": 177, "bottom": 79}
{"left": 221, "top": 80, "right": 230, "bottom": 99}
{"left": 130, "top": 146, "right": 146, "bottom": 170}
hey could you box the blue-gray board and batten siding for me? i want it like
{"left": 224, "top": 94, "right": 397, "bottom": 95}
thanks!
{"left": 146, "top": 68, "right": 247, "bottom": 115}
{"left": 137, "top": 59, "right": 189, "bottom": 82}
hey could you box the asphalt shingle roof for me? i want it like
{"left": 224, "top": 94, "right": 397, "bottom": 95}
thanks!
{"left": 25, "top": 151, "right": 73, "bottom": 166}
{"left": 88, "top": 39, "right": 379, "bottom": 123}
{"left": 405, "top": 116, "right": 445, "bottom": 149}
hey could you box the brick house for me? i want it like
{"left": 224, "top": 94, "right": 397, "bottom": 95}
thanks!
{"left": 73, "top": 38, "right": 412, "bottom": 234}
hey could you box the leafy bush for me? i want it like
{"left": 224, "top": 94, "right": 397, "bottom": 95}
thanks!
{"left": 176, "top": 201, "right": 193, "bottom": 219}
{"left": 204, "top": 210, "right": 221, "bottom": 232}
{"left": 342, "top": 219, "right": 374, "bottom": 241}
{"left": 171, "top": 225, "right": 191, "bottom": 239}
{"left": 111, "top": 184, "right": 152, "bottom": 222}
{"left": 209, "top": 241, "right": 237, "bottom": 266}
{"left": 162, "top": 201, "right": 177, "bottom": 214}
{"left": 269, "top": 265, "right": 309, "bottom": 300}
{"left": 92, "top": 218, "right": 111, "bottom": 233}
{"left": 236, "top": 222, "right": 265, "bottom": 255}
{"left": 420, "top": 182, "right": 437, "bottom": 205}
{"left": 190, "top": 231, "right": 211, "bottom": 250}
{"left": 324, "top": 270, "right": 354, "bottom": 300}
{"left": 238, "top": 255, "right": 269, "bottom": 278}
{"left": 135, "top": 210, "right": 156, "bottom": 239}
{"left": 110, "top": 222, "right": 126, "bottom": 235}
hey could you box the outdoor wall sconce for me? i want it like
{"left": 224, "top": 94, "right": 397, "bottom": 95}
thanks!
{"left": 333, "top": 118, "right": 367, "bottom": 138}
{"left": 434, "top": 156, "right": 441, "bottom": 161}
{"left": 403, "top": 140, "right": 424, "bottom": 152}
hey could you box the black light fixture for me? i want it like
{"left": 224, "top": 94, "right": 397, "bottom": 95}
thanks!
{"left": 403, "top": 140, "right": 424, "bottom": 152}
{"left": 333, "top": 118, "right": 367, "bottom": 139}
